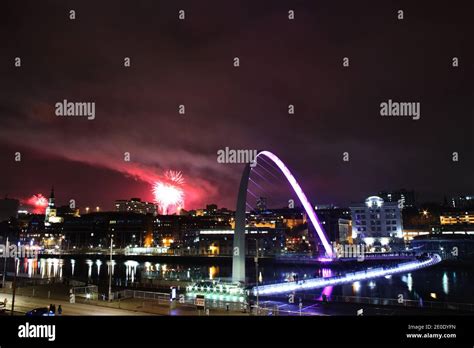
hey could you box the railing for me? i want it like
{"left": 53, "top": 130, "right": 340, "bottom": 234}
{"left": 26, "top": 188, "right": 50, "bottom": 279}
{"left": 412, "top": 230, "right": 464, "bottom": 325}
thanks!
{"left": 73, "top": 285, "right": 99, "bottom": 300}
{"left": 334, "top": 295, "right": 474, "bottom": 312}
{"left": 255, "top": 303, "right": 318, "bottom": 316}
{"left": 115, "top": 289, "right": 249, "bottom": 312}
{"left": 115, "top": 289, "right": 169, "bottom": 304}
{"left": 276, "top": 251, "right": 419, "bottom": 262}
{"left": 200, "top": 299, "right": 246, "bottom": 312}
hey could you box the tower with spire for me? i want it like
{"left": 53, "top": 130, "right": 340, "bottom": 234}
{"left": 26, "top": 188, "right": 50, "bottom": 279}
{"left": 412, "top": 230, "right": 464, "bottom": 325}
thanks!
{"left": 44, "top": 186, "right": 57, "bottom": 226}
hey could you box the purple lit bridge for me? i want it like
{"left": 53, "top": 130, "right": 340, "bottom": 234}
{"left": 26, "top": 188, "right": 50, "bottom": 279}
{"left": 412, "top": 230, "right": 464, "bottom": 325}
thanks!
{"left": 232, "top": 151, "right": 334, "bottom": 283}
{"left": 253, "top": 254, "right": 442, "bottom": 295}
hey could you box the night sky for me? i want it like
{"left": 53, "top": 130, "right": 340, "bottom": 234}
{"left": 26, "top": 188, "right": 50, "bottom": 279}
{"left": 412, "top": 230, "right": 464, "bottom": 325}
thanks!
{"left": 0, "top": 1, "right": 472, "bottom": 211}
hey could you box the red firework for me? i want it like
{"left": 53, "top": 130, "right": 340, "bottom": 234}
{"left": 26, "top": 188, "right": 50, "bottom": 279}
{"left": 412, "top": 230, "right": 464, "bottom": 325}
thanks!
{"left": 152, "top": 170, "right": 185, "bottom": 215}
{"left": 26, "top": 194, "right": 48, "bottom": 213}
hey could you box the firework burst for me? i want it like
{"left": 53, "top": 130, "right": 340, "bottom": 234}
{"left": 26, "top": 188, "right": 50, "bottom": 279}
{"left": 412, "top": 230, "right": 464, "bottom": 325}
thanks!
{"left": 26, "top": 194, "right": 48, "bottom": 213}
{"left": 153, "top": 170, "right": 185, "bottom": 214}
{"left": 165, "top": 170, "right": 185, "bottom": 185}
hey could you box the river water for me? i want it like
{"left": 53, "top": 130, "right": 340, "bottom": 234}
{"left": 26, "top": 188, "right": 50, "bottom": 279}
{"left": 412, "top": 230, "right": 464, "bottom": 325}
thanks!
{"left": 3, "top": 256, "right": 473, "bottom": 304}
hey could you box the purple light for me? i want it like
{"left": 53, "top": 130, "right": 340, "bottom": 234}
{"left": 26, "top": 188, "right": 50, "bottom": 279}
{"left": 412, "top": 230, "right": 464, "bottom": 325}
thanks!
{"left": 318, "top": 286, "right": 333, "bottom": 301}
{"left": 322, "top": 268, "right": 333, "bottom": 278}
{"left": 257, "top": 151, "right": 334, "bottom": 257}
{"left": 317, "top": 257, "right": 334, "bottom": 263}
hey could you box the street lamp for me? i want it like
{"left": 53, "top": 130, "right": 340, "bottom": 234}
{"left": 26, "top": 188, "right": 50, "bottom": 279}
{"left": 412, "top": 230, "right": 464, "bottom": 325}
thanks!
{"left": 108, "top": 236, "right": 113, "bottom": 302}
{"left": 254, "top": 239, "right": 259, "bottom": 315}
{"left": 11, "top": 256, "right": 18, "bottom": 316}
{"left": 2, "top": 237, "right": 8, "bottom": 288}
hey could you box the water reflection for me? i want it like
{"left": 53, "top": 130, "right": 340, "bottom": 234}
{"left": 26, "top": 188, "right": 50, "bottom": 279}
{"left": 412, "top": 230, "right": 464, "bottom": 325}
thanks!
{"left": 209, "top": 266, "right": 218, "bottom": 280}
{"left": 442, "top": 272, "right": 449, "bottom": 295}
{"left": 401, "top": 273, "right": 413, "bottom": 292}
{"left": 352, "top": 281, "right": 361, "bottom": 293}
{"left": 106, "top": 260, "right": 116, "bottom": 275}
{"left": 318, "top": 286, "right": 333, "bottom": 301}
{"left": 86, "top": 260, "right": 93, "bottom": 278}
{"left": 20, "top": 258, "right": 64, "bottom": 279}
{"left": 96, "top": 260, "right": 102, "bottom": 276}
{"left": 124, "top": 260, "right": 139, "bottom": 283}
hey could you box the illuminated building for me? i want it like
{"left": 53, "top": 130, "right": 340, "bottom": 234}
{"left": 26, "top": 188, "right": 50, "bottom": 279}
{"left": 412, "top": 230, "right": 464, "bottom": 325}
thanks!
{"left": 155, "top": 212, "right": 233, "bottom": 252}
{"left": 350, "top": 196, "right": 403, "bottom": 249}
{"left": 115, "top": 198, "right": 157, "bottom": 215}
{"left": 440, "top": 211, "right": 474, "bottom": 226}
{"left": 338, "top": 218, "right": 352, "bottom": 243}
{"left": 44, "top": 187, "right": 63, "bottom": 226}
{"left": 435, "top": 210, "right": 474, "bottom": 239}
{"left": 162, "top": 237, "right": 174, "bottom": 247}
{"left": 183, "top": 228, "right": 285, "bottom": 256}
{"left": 313, "top": 207, "right": 351, "bottom": 242}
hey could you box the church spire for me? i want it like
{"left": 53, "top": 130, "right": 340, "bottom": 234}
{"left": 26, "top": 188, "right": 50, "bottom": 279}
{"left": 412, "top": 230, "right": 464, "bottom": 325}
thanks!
{"left": 48, "top": 186, "right": 55, "bottom": 208}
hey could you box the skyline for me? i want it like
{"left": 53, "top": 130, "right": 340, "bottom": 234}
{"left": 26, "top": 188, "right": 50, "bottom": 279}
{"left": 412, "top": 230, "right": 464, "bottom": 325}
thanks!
{"left": 10, "top": 185, "right": 472, "bottom": 214}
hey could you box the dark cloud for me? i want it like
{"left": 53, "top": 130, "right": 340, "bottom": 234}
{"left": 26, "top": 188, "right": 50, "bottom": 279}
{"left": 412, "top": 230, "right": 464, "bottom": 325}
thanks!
{"left": 0, "top": 0, "right": 472, "bottom": 210}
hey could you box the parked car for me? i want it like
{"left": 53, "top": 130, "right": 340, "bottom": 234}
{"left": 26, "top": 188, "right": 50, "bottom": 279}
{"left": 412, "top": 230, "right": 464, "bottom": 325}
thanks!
{"left": 25, "top": 307, "right": 53, "bottom": 316}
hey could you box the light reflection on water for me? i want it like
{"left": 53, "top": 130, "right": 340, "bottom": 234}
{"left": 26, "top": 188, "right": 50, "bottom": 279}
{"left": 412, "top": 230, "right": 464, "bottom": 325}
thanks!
{"left": 442, "top": 272, "right": 449, "bottom": 295}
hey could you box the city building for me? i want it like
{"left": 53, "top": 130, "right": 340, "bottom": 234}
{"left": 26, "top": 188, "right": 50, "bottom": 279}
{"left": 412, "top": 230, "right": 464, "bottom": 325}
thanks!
{"left": 338, "top": 218, "right": 352, "bottom": 244}
{"left": 187, "top": 204, "right": 233, "bottom": 218}
{"left": 156, "top": 212, "right": 233, "bottom": 252}
{"left": 401, "top": 207, "right": 440, "bottom": 241}
{"left": 404, "top": 209, "right": 474, "bottom": 245}
{"left": 115, "top": 198, "right": 157, "bottom": 215}
{"left": 314, "top": 207, "right": 351, "bottom": 243}
{"left": 350, "top": 195, "right": 403, "bottom": 250}
{"left": 205, "top": 204, "right": 218, "bottom": 215}
{"left": 44, "top": 187, "right": 63, "bottom": 226}
{"left": 440, "top": 210, "right": 474, "bottom": 231}
{"left": 232, "top": 207, "right": 317, "bottom": 255}
{"left": 56, "top": 205, "right": 80, "bottom": 217}
{"left": 187, "top": 227, "right": 285, "bottom": 256}
{"left": 62, "top": 212, "right": 155, "bottom": 249}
